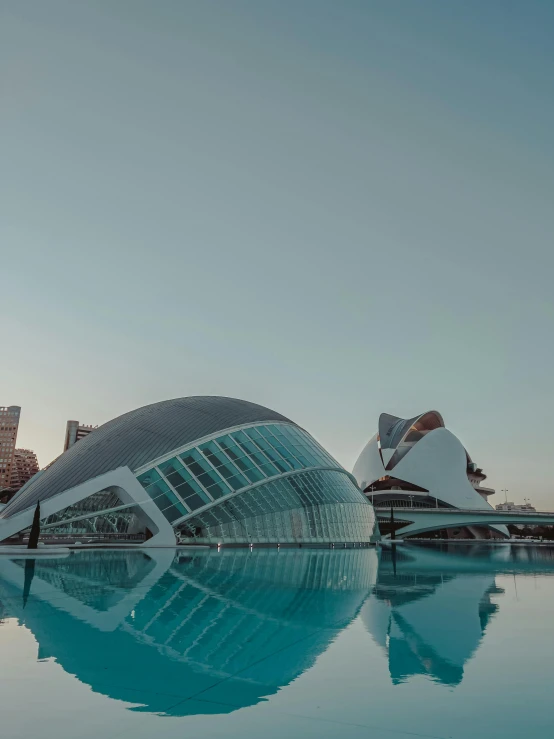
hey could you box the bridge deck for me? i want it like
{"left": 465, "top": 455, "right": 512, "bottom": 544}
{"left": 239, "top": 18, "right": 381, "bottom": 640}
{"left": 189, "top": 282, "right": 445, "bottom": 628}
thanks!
{"left": 374, "top": 507, "right": 554, "bottom": 538}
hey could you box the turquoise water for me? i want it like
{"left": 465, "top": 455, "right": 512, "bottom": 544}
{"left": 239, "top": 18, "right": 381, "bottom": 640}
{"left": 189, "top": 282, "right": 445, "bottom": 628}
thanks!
{"left": 1, "top": 544, "right": 554, "bottom": 738}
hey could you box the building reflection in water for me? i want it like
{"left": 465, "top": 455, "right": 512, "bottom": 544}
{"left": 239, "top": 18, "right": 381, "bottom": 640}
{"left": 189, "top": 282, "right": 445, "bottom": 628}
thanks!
{"left": 0, "top": 547, "right": 378, "bottom": 715}
{"left": 3, "top": 542, "right": 554, "bottom": 712}
{"left": 363, "top": 546, "right": 501, "bottom": 685}
{"left": 363, "top": 542, "right": 554, "bottom": 687}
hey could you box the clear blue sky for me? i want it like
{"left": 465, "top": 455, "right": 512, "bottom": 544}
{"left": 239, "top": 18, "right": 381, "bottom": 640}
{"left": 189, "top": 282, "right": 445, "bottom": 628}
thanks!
{"left": 2, "top": 1, "right": 553, "bottom": 505}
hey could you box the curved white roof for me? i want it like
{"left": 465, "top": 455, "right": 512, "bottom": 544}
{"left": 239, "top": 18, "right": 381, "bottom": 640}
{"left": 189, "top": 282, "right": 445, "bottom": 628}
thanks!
{"left": 353, "top": 411, "right": 496, "bottom": 513}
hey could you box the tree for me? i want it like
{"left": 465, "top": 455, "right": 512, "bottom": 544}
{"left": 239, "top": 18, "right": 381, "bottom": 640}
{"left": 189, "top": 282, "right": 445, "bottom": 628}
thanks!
{"left": 27, "top": 501, "right": 41, "bottom": 550}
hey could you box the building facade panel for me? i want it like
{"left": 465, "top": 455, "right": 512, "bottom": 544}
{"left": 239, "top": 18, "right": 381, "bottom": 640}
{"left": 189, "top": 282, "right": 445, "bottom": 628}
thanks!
{"left": 175, "top": 469, "right": 376, "bottom": 545}
{"left": 135, "top": 422, "right": 342, "bottom": 524}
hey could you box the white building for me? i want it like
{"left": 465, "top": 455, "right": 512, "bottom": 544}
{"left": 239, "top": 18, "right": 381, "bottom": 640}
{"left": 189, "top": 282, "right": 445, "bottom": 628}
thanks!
{"left": 353, "top": 410, "right": 508, "bottom": 539}
{"left": 496, "top": 501, "right": 536, "bottom": 512}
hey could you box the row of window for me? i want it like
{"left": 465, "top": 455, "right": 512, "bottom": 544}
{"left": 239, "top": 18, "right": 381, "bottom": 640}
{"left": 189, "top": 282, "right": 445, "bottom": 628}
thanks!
{"left": 176, "top": 469, "right": 375, "bottom": 544}
{"left": 136, "top": 423, "right": 339, "bottom": 523}
{"left": 180, "top": 468, "right": 363, "bottom": 531}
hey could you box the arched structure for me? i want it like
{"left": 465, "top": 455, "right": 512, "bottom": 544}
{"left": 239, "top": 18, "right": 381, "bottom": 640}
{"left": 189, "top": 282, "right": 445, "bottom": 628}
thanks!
{"left": 0, "top": 396, "right": 378, "bottom": 546}
{"left": 353, "top": 411, "right": 508, "bottom": 540}
{"left": 375, "top": 508, "right": 554, "bottom": 539}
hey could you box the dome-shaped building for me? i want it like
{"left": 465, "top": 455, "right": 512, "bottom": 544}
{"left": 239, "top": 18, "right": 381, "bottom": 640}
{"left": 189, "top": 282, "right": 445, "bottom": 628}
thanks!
{"left": 0, "top": 396, "right": 378, "bottom": 546}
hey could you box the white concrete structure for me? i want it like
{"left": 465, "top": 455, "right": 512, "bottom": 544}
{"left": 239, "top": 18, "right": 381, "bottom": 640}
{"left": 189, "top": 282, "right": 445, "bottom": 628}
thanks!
{"left": 496, "top": 501, "right": 536, "bottom": 512}
{"left": 353, "top": 411, "right": 508, "bottom": 539}
{"left": 371, "top": 507, "right": 554, "bottom": 538}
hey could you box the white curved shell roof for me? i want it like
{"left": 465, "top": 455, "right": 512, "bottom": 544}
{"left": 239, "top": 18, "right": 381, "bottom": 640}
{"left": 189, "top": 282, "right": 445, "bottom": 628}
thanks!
{"left": 353, "top": 411, "right": 494, "bottom": 512}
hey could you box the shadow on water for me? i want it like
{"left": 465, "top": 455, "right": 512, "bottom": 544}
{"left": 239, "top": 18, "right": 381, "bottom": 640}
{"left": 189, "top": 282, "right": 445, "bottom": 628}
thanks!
{"left": 1, "top": 542, "right": 554, "bottom": 711}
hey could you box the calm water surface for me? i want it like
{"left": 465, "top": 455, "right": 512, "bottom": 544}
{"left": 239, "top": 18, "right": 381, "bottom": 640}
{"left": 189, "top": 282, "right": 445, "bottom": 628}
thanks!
{"left": 1, "top": 543, "right": 554, "bottom": 739}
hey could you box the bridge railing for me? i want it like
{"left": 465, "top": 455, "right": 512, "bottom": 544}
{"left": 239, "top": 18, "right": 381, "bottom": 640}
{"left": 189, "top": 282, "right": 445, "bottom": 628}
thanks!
{"left": 374, "top": 506, "right": 554, "bottom": 517}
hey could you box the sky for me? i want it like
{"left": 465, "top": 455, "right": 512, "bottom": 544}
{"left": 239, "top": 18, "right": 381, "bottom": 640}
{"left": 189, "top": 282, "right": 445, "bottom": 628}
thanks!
{"left": 2, "top": 0, "right": 554, "bottom": 506}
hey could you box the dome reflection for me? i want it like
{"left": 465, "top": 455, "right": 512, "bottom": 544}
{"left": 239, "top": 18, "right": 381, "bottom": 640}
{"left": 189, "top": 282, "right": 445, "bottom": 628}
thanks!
{"left": 0, "top": 547, "right": 377, "bottom": 715}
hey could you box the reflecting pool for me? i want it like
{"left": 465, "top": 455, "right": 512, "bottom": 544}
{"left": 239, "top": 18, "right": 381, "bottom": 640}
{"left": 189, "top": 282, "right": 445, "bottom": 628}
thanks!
{"left": 1, "top": 543, "right": 554, "bottom": 738}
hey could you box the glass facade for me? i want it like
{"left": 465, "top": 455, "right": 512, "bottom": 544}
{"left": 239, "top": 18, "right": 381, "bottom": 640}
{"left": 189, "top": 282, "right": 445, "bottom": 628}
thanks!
{"left": 41, "top": 488, "right": 126, "bottom": 527}
{"left": 136, "top": 423, "right": 340, "bottom": 525}
{"left": 34, "top": 423, "right": 376, "bottom": 545}
{"left": 41, "top": 506, "right": 143, "bottom": 536}
{"left": 39, "top": 489, "right": 143, "bottom": 537}
{"left": 175, "top": 469, "right": 377, "bottom": 545}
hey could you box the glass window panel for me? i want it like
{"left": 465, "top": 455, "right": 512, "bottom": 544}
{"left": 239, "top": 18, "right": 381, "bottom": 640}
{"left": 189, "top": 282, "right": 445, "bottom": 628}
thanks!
{"left": 266, "top": 430, "right": 307, "bottom": 463}
{"left": 294, "top": 448, "right": 320, "bottom": 466}
{"left": 207, "top": 506, "right": 234, "bottom": 526}
{"left": 263, "top": 437, "right": 303, "bottom": 468}
{"left": 140, "top": 476, "right": 189, "bottom": 519}
{"left": 137, "top": 469, "right": 162, "bottom": 488}
{"left": 257, "top": 426, "right": 275, "bottom": 439}
{"left": 198, "top": 439, "right": 218, "bottom": 454}
{"left": 281, "top": 426, "right": 313, "bottom": 447}
{"left": 273, "top": 444, "right": 303, "bottom": 469}
{"left": 160, "top": 503, "right": 185, "bottom": 523}
{"left": 272, "top": 432, "right": 297, "bottom": 450}
{"left": 181, "top": 492, "right": 208, "bottom": 511}
{"left": 243, "top": 429, "right": 292, "bottom": 472}
{"left": 257, "top": 462, "right": 280, "bottom": 477}
{"left": 198, "top": 441, "right": 232, "bottom": 467}
{"left": 204, "top": 479, "right": 231, "bottom": 500}
{"left": 266, "top": 423, "right": 287, "bottom": 436}
{"left": 143, "top": 479, "right": 173, "bottom": 499}
{"left": 153, "top": 491, "right": 187, "bottom": 519}
{"left": 222, "top": 475, "right": 246, "bottom": 491}
{"left": 231, "top": 431, "right": 280, "bottom": 476}
{"left": 216, "top": 436, "right": 244, "bottom": 457}
{"left": 283, "top": 443, "right": 316, "bottom": 467}
{"left": 180, "top": 449, "right": 232, "bottom": 495}
{"left": 216, "top": 437, "right": 264, "bottom": 482}
{"left": 173, "top": 477, "right": 211, "bottom": 505}
{"left": 199, "top": 441, "right": 249, "bottom": 489}
{"left": 179, "top": 448, "right": 211, "bottom": 478}
{"left": 158, "top": 456, "right": 187, "bottom": 477}
{"left": 195, "top": 470, "right": 222, "bottom": 490}
{"left": 157, "top": 457, "right": 198, "bottom": 490}
{"left": 226, "top": 453, "right": 263, "bottom": 483}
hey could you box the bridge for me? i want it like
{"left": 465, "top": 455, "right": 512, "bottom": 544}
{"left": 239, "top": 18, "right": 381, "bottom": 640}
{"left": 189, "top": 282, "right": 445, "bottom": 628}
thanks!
{"left": 375, "top": 507, "right": 554, "bottom": 539}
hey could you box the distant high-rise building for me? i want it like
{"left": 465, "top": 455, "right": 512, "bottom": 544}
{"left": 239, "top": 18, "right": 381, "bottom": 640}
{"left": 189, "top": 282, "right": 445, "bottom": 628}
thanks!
{"left": 63, "top": 420, "right": 97, "bottom": 452}
{"left": 10, "top": 449, "right": 39, "bottom": 492}
{"left": 0, "top": 406, "right": 21, "bottom": 491}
